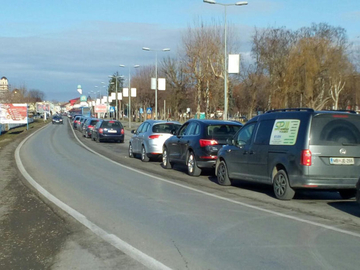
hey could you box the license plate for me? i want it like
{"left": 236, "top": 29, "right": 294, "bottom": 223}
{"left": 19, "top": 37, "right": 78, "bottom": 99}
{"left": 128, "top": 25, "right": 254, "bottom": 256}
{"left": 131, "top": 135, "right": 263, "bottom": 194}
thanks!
{"left": 108, "top": 130, "right": 117, "bottom": 133}
{"left": 329, "top": 157, "right": 354, "bottom": 165}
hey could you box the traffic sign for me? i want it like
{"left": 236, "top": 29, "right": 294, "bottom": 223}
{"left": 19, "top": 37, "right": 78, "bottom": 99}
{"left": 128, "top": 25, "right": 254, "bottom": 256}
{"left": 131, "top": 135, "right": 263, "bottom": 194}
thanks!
{"left": 139, "top": 108, "right": 144, "bottom": 114}
{"left": 146, "top": 107, "right": 152, "bottom": 114}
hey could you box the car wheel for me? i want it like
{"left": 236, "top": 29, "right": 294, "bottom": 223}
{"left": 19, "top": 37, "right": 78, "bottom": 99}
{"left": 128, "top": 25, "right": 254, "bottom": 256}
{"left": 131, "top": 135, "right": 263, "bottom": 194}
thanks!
{"left": 128, "top": 143, "right": 134, "bottom": 158}
{"left": 187, "top": 151, "right": 201, "bottom": 177}
{"left": 162, "top": 147, "right": 174, "bottom": 169}
{"left": 338, "top": 189, "right": 356, "bottom": 199}
{"left": 120, "top": 139, "right": 124, "bottom": 143}
{"left": 141, "top": 146, "right": 149, "bottom": 162}
{"left": 273, "top": 170, "right": 295, "bottom": 200}
{"left": 217, "top": 160, "right": 231, "bottom": 186}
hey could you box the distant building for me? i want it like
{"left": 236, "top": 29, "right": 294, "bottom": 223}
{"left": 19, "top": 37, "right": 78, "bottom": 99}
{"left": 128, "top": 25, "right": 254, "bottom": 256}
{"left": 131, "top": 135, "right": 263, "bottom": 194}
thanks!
{"left": 0, "top": 77, "right": 9, "bottom": 102}
{"left": 0, "top": 76, "right": 9, "bottom": 94}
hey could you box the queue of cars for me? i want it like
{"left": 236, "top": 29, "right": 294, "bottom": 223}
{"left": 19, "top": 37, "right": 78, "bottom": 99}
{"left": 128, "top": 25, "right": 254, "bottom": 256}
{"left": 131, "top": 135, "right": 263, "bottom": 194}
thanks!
{"left": 70, "top": 115, "right": 125, "bottom": 143}
{"left": 65, "top": 109, "right": 360, "bottom": 203}
{"left": 129, "top": 109, "right": 360, "bottom": 202}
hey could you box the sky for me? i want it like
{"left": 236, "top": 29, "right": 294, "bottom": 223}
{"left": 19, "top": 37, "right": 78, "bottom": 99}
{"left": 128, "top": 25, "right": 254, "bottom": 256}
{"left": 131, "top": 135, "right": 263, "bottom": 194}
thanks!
{"left": 1, "top": 0, "right": 359, "bottom": 102}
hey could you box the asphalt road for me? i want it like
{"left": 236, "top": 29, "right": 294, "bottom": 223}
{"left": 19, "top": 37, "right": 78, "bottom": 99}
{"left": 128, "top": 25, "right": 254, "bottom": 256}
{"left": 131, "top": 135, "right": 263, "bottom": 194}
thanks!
{"left": 17, "top": 119, "right": 360, "bottom": 269}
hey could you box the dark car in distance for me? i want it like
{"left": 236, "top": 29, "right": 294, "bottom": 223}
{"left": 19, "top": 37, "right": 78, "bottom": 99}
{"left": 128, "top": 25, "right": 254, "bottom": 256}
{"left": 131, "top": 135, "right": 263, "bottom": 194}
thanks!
{"left": 52, "top": 115, "right": 63, "bottom": 124}
{"left": 216, "top": 108, "right": 360, "bottom": 200}
{"left": 162, "top": 119, "right": 242, "bottom": 176}
{"left": 91, "top": 119, "right": 124, "bottom": 143}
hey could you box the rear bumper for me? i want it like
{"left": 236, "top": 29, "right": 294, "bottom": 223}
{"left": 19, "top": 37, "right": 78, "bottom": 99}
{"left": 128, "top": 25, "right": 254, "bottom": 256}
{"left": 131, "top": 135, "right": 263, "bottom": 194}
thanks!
{"left": 197, "top": 159, "right": 217, "bottom": 169}
{"left": 290, "top": 175, "right": 359, "bottom": 189}
{"left": 99, "top": 134, "right": 124, "bottom": 141}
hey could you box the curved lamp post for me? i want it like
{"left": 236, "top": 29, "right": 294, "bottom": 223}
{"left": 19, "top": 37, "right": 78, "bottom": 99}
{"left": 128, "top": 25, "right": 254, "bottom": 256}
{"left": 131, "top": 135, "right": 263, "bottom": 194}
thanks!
{"left": 142, "top": 47, "right": 170, "bottom": 120}
{"left": 120, "top": 64, "right": 140, "bottom": 128}
{"left": 203, "top": 0, "right": 248, "bottom": 120}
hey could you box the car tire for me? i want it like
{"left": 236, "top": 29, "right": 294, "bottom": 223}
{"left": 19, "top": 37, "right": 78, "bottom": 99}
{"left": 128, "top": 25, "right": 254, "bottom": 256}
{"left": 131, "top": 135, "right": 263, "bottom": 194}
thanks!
{"left": 141, "top": 146, "right": 150, "bottom": 162}
{"left": 162, "top": 147, "right": 174, "bottom": 169}
{"left": 273, "top": 170, "right": 295, "bottom": 200}
{"left": 217, "top": 160, "right": 232, "bottom": 186}
{"left": 128, "top": 143, "right": 134, "bottom": 158}
{"left": 187, "top": 151, "right": 201, "bottom": 177}
{"left": 120, "top": 139, "right": 124, "bottom": 143}
{"left": 338, "top": 189, "right": 356, "bottom": 199}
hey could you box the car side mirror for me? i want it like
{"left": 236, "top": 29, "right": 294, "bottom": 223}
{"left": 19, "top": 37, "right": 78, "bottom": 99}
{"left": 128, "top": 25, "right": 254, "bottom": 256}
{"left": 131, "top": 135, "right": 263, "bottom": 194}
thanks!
{"left": 131, "top": 129, "right": 135, "bottom": 134}
{"left": 226, "top": 138, "right": 234, "bottom": 145}
{"left": 172, "top": 130, "right": 177, "bottom": 135}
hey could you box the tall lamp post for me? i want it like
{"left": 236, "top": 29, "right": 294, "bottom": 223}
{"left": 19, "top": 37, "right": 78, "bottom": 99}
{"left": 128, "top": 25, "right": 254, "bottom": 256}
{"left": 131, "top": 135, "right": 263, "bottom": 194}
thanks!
{"left": 203, "top": 0, "right": 247, "bottom": 120}
{"left": 120, "top": 64, "right": 140, "bottom": 128}
{"left": 108, "top": 74, "right": 123, "bottom": 120}
{"left": 142, "top": 47, "right": 170, "bottom": 120}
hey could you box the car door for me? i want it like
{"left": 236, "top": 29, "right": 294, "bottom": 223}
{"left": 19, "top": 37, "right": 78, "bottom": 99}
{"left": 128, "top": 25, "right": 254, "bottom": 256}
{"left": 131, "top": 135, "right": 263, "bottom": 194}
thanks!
{"left": 133, "top": 123, "right": 145, "bottom": 153}
{"left": 226, "top": 122, "right": 257, "bottom": 180}
{"left": 168, "top": 122, "right": 189, "bottom": 161}
{"left": 246, "top": 120, "right": 274, "bottom": 183}
{"left": 178, "top": 122, "right": 198, "bottom": 163}
{"left": 138, "top": 122, "right": 150, "bottom": 151}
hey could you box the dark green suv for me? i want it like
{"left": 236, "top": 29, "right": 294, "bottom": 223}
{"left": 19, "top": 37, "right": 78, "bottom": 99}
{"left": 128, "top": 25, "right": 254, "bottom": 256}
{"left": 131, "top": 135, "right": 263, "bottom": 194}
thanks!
{"left": 216, "top": 108, "right": 360, "bottom": 200}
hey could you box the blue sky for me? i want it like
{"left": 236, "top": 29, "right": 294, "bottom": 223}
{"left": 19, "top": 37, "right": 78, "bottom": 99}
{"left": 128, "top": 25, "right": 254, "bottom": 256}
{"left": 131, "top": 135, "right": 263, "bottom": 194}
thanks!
{"left": 1, "top": 0, "right": 359, "bottom": 102}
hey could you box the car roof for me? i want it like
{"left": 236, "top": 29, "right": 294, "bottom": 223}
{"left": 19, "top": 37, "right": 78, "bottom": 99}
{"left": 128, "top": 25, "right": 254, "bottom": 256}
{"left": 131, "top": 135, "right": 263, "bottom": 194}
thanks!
{"left": 149, "top": 120, "right": 181, "bottom": 125}
{"left": 186, "top": 119, "right": 243, "bottom": 125}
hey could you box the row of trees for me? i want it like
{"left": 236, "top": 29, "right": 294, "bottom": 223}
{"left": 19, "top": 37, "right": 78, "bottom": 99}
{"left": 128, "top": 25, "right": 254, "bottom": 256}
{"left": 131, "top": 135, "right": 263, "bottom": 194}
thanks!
{"left": 1, "top": 86, "right": 45, "bottom": 104}
{"left": 105, "top": 22, "right": 360, "bottom": 120}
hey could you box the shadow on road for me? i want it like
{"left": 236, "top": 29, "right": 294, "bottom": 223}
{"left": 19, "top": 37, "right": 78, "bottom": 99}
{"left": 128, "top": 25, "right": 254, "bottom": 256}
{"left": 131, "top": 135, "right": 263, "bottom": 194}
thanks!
{"left": 328, "top": 201, "right": 360, "bottom": 218}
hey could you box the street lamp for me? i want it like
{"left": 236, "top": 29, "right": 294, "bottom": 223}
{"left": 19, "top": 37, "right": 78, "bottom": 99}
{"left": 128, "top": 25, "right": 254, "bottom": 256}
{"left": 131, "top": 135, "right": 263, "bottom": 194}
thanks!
{"left": 108, "top": 74, "right": 124, "bottom": 120}
{"left": 120, "top": 64, "right": 140, "bottom": 128}
{"left": 203, "top": 0, "right": 248, "bottom": 120}
{"left": 142, "top": 47, "right": 170, "bottom": 120}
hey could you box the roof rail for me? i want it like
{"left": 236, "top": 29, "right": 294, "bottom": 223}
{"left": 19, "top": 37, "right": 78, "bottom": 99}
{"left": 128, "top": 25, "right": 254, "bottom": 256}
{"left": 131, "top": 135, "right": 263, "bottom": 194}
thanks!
{"left": 266, "top": 108, "right": 314, "bottom": 114}
{"left": 334, "top": 109, "right": 356, "bottom": 114}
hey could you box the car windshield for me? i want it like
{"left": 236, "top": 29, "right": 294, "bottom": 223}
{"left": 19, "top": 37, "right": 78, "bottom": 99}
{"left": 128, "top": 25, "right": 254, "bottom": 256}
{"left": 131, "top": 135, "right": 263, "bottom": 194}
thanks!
{"left": 102, "top": 121, "right": 122, "bottom": 128}
{"left": 206, "top": 124, "right": 241, "bottom": 139}
{"left": 310, "top": 114, "right": 360, "bottom": 145}
{"left": 152, "top": 123, "right": 181, "bottom": 134}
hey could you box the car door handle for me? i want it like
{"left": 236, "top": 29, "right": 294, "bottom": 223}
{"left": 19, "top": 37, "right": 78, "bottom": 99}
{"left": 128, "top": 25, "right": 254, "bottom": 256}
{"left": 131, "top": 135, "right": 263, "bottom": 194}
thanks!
{"left": 249, "top": 150, "right": 254, "bottom": 155}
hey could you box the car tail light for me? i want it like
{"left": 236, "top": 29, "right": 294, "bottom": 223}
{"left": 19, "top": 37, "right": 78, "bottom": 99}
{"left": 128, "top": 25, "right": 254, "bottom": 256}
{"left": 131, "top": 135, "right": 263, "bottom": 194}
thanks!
{"left": 121, "top": 128, "right": 124, "bottom": 135}
{"left": 301, "top": 149, "right": 312, "bottom": 166}
{"left": 149, "top": 135, "right": 161, "bottom": 139}
{"left": 199, "top": 139, "right": 218, "bottom": 147}
{"left": 99, "top": 128, "right": 103, "bottom": 134}
{"left": 88, "top": 125, "right": 94, "bottom": 129}
{"left": 332, "top": 114, "right": 348, "bottom": 118}
{"left": 199, "top": 155, "right": 218, "bottom": 159}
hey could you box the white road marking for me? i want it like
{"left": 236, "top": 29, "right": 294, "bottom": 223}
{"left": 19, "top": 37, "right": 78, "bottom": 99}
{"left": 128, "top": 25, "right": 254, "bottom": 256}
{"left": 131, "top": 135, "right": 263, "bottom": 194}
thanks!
{"left": 15, "top": 122, "right": 172, "bottom": 270}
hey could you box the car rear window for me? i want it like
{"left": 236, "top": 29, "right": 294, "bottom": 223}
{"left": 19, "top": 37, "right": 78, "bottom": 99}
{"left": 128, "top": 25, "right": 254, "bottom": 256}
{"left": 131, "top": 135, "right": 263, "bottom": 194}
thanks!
{"left": 206, "top": 124, "right": 241, "bottom": 139}
{"left": 102, "top": 121, "right": 122, "bottom": 128}
{"left": 310, "top": 114, "right": 360, "bottom": 145}
{"left": 152, "top": 123, "right": 181, "bottom": 134}
{"left": 90, "top": 120, "right": 99, "bottom": 125}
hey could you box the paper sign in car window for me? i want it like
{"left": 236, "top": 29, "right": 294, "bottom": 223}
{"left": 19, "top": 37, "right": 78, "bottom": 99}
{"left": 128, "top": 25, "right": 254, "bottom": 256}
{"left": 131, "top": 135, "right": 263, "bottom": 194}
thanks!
{"left": 269, "top": 119, "right": 300, "bottom": 145}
